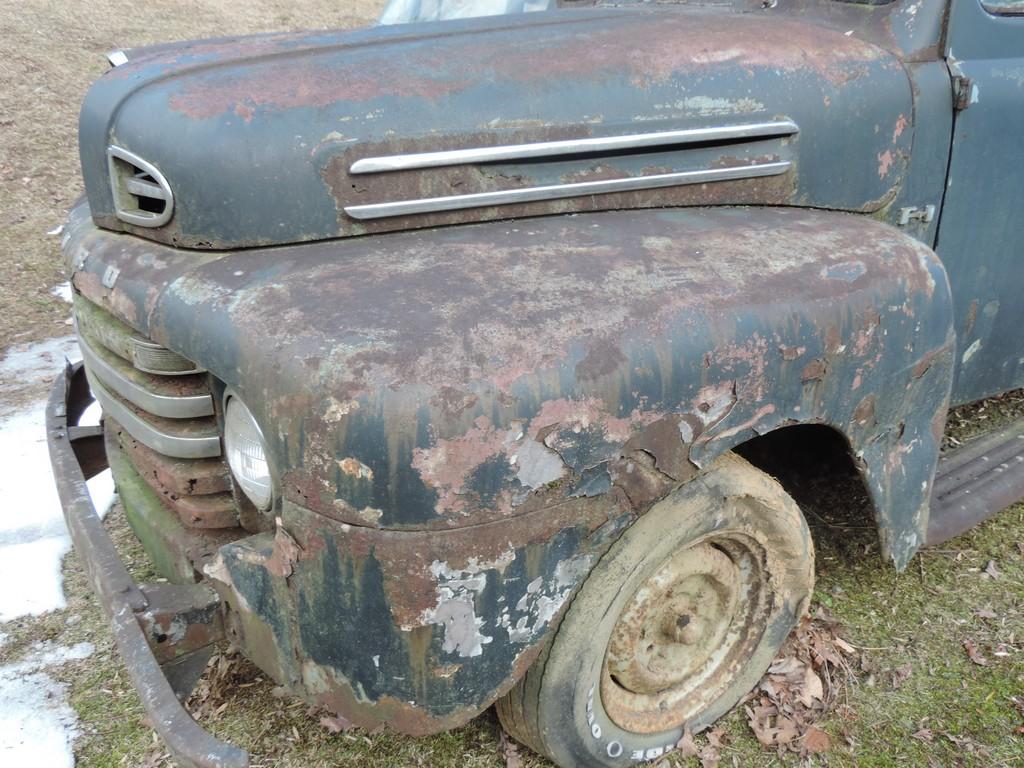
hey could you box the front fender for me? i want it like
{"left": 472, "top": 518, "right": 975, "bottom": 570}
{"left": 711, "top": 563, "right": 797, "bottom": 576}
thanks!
{"left": 139, "top": 206, "right": 953, "bottom": 557}
{"left": 69, "top": 204, "right": 954, "bottom": 731}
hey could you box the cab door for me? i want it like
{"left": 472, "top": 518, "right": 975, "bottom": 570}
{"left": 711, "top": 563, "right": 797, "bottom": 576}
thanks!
{"left": 937, "top": 0, "right": 1024, "bottom": 404}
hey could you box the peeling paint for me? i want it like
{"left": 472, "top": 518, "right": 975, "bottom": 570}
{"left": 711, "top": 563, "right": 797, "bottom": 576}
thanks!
{"left": 421, "top": 552, "right": 517, "bottom": 657}
{"left": 962, "top": 338, "right": 982, "bottom": 364}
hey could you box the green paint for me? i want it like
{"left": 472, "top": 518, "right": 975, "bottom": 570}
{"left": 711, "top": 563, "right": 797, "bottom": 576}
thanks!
{"left": 107, "top": 440, "right": 196, "bottom": 583}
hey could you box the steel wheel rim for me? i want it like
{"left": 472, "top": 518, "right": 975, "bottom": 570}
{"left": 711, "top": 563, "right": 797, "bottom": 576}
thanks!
{"left": 600, "top": 531, "right": 773, "bottom": 734}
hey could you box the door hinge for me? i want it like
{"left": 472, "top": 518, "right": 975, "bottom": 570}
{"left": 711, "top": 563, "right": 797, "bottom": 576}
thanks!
{"left": 898, "top": 205, "right": 936, "bottom": 226}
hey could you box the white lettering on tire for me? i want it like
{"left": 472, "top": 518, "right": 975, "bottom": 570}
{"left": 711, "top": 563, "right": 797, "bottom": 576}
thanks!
{"left": 585, "top": 683, "right": 677, "bottom": 762}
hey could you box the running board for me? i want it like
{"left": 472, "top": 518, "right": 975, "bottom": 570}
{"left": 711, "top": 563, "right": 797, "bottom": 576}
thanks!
{"left": 927, "top": 416, "right": 1024, "bottom": 546}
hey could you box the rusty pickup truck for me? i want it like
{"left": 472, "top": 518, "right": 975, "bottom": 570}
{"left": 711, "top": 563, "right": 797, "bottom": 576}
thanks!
{"left": 47, "top": 0, "right": 1024, "bottom": 765}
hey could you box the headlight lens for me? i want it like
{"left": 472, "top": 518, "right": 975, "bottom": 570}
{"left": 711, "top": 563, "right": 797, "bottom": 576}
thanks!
{"left": 224, "top": 396, "right": 273, "bottom": 511}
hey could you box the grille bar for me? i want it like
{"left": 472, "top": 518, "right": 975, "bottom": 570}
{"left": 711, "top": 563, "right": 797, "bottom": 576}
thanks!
{"left": 85, "top": 373, "right": 221, "bottom": 459}
{"left": 130, "top": 337, "right": 205, "bottom": 376}
{"left": 79, "top": 333, "right": 214, "bottom": 419}
{"left": 125, "top": 176, "right": 169, "bottom": 201}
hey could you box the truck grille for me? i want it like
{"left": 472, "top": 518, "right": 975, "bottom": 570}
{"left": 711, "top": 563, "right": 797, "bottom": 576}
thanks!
{"left": 75, "top": 295, "right": 239, "bottom": 529}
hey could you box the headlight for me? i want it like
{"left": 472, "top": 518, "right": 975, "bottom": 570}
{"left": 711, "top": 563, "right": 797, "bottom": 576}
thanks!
{"left": 224, "top": 396, "right": 273, "bottom": 510}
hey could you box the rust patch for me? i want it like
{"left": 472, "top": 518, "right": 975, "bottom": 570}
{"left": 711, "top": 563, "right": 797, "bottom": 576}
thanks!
{"left": 472, "top": 14, "right": 888, "bottom": 88}
{"left": 169, "top": 61, "right": 472, "bottom": 120}
{"left": 338, "top": 457, "right": 374, "bottom": 481}
{"left": 134, "top": 584, "right": 224, "bottom": 665}
{"left": 264, "top": 519, "right": 302, "bottom": 579}
{"left": 609, "top": 450, "right": 677, "bottom": 509}
{"left": 779, "top": 344, "right": 807, "bottom": 361}
{"left": 802, "top": 359, "right": 829, "bottom": 383}
{"left": 138, "top": 9, "right": 893, "bottom": 126}
{"left": 411, "top": 416, "right": 511, "bottom": 517}
{"left": 622, "top": 415, "right": 699, "bottom": 483}
{"left": 964, "top": 298, "right": 979, "bottom": 337}
{"left": 853, "top": 394, "right": 877, "bottom": 427}
{"left": 430, "top": 386, "right": 479, "bottom": 418}
{"left": 892, "top": 114, "right": 908, "bottom": 142}
{"left": 877, "top": 149, "right": 894, "bottom": 179}
{"left": 575, "top": 337, "right": 629, "bottom": 382}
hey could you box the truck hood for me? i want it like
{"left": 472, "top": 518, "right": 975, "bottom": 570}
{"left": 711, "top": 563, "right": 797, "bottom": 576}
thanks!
{"left": 80, "top": 6, "right": 912, "bottom": 249}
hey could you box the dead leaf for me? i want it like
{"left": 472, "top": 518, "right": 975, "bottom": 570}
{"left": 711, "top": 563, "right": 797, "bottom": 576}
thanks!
{"left": 674, "top": 726, "right": 721, "bottom": 768}
{"left": 319, "top": 714, "right": 354, "bottom": 733}
{"left": 700, "top": 747, "right": 721, "bottom": 768}
{"left": 963, "top": 639, "right": 990, "bottom": 666}
{"left": 891, "top": 663, "right": 913, "bottom": 690}
{"left": 833, "top": 637, "right": 856, "bottom": 655}
{"left": 499, "top": 732, "right": 524, "bottom": 768}
{"left": 774, "top": 716, "right": 801, "bottom": 745}
{"left": 705, "top": 726, "right": 726, "bottom": 749}
{"left": 740, "top": 605, "right": 861, "bottom": 757}
{"left": 747, "top": 704, "right": 800, "bottom": 748}
{"left": 974, "top": 608, "right": 998, "bottom": 620}
{"left": 768, "top": 656, "right": 805, "bottom": 680}
{"left": 676, "top": 727, "right": 701, "bottom": 758}
{"left": 797, "top": 666, "right": 824, "bottom": 707}
{"left": 803, "top": 726, "right": 831, "bottom": 754}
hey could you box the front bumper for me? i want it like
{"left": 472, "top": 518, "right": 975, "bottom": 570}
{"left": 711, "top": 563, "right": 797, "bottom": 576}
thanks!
{"left": 46, "top": 360, "right": 248, "bottom": 768}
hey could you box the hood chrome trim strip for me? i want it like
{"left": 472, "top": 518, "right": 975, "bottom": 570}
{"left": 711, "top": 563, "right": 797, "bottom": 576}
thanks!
{"left": 344, "top": 160, "right": 792, "bottom": 220}
{"left": 349, "top": 120, "right": 798, "bottom": 175}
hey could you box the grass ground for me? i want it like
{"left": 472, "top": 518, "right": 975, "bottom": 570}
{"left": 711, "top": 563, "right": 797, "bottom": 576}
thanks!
{"left": 0, "top": 1, "right": 1022, "bottom": 766}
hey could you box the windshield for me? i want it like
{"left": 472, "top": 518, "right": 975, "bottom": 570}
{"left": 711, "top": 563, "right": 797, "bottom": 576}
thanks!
{"left": 379, "top": 0, "right": 554, "bottom": 25}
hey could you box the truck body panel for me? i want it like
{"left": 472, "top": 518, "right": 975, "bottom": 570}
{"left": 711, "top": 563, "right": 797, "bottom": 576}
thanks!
{"left": 938, "top": 0, "right": 1024, "bottom": 402}
{"left": 80, "top": 6, "right": 914, "bottom": 248}
{"left": 66, "top": 200, "right": 954, "bottom": 730}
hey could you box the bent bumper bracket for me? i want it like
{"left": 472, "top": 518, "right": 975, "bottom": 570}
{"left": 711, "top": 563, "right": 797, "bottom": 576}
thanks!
{"left": 46, "top": 361, "right": 248, "bottom": 768}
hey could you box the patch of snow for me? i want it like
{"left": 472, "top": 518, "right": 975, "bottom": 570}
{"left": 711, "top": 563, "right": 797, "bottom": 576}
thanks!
{"left": 0, "top": 337, "right": 116, "bottom": 623}
{"left": 0, "top": 641, "right": 93, "bottom": 768}
{"left": 0, "top": 336, "right": 80, "bottom": 404}
{"left": 0, "top": 538, "right": 73, "bottom": 622}
{"left": 50, "top": 282, "right": 73, "bottom": 304}
{"left": 8, "top": 640, "right": 93, "bottom": 670}
{"left": 80, "top": 400, "right": 102, "bottom": 427}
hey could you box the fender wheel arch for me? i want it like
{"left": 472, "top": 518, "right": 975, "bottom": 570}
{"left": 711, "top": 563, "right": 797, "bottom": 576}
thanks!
{"left": 496, "top": 452, "right": 815, "bottom": 767}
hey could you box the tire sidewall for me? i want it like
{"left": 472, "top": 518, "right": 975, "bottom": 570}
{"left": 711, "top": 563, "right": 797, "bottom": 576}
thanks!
{"left": 538, "top": 458, "right": 813, "bottom": 768}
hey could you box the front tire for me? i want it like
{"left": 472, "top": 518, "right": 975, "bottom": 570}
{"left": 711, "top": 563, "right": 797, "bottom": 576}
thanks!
{"left": 496, "top": 453, "right": 814, "bottom": 767}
